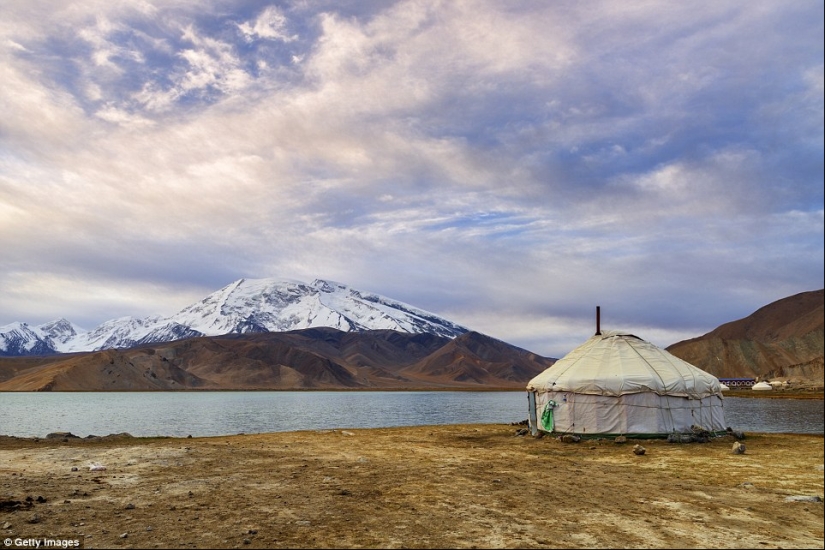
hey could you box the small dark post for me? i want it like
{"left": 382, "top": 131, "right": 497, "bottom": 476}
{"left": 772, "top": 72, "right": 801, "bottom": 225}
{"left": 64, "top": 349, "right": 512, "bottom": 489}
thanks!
{"left": 595, "top": 306, "right": 601, "bottom": 335}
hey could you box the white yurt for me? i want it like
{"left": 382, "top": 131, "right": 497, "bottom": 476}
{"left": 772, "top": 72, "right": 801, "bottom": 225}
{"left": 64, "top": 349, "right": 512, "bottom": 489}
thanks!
{"left": 527, "top": 324, "right": 726, "bottom": 438}
{"left": 752, "top": 381, "right": 773, "bottom": 391}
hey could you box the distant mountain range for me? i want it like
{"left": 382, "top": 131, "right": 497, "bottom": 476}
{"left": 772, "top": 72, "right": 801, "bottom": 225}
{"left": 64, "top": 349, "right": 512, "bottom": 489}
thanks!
{"left": 0, "top": 278, "right": 468, "bottom": 356}
{"left": 0, "top": 280, "right": 821, "bottom": 391}
{"left": 0, "top": 328, "right": 556, "bottom": 391}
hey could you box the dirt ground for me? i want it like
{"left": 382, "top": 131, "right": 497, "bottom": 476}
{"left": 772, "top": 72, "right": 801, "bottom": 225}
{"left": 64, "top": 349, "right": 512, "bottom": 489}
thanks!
{"left": 1, "top": 425, "right": 823, "bottom": 550}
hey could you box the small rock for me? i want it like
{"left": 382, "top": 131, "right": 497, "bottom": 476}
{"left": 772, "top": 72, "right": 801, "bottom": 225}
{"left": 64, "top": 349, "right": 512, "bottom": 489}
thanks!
{"left": 247, "top": 529, "right": 257, "bottom": 534}
{"left": 726, "top": 427, "right": 746, "bottom": 440}
{"left": 124, "top": 503, "right": 135, "bottom": 510}
{"left": 36, "top": 495, "right": 47, "bottom": 503}
{"left": 120, "top": 533, "right": 128, "bottom": 539}
{"left": 71, "top": 467, "right": 78, "bottom": 472}
{"left": 146, "top": 526, "right": 153, "bottom": 531}
{"left": 614, "top": 435, "right": 627, "bottom": 444}
{"left": 633, "top": 444, "right": 646, "bottom": 455}
{"left": 27, "top": 514, "right": 40, "bottom": 524}
{"left": 243, "top": 539, "right": 251, "bottom": 545}
{"left": 784, "top": 495, "right": 822, "bottom": 503}
{"left": 3, "top": 521, "right": 12, "bottom": 529}
{"left": 732, "top": 442, "right": 746, "bottom": 454}
{"left": 46, "top": 432, "right": 79, "bottom": 439}
{"left": 667, "top": 433, "right": 696, "bottom": 444}
{"left": 515, "top": 428, "right": 529, "bottom": 436}
{"left": 560, "top": 434, "right": 580, "bottom": 443}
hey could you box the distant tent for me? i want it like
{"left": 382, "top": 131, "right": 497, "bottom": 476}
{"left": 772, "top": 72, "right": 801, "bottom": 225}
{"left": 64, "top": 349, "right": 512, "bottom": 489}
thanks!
{"left": 526, "top": 330, "right": 726, "bottom": 438}
{"left": 752, "top": 381, "right": 773, "bottom": 391}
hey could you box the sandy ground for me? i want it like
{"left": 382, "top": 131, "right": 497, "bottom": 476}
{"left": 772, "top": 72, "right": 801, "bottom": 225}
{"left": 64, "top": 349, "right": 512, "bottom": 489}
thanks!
{"left": 1, "top": 425, "right": 822, "bottom": 549}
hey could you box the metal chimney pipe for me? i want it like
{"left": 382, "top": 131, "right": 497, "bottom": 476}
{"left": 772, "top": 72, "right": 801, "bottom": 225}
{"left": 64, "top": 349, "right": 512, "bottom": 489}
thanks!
{"left": 596, "top": 306, "right": 601, "bottom": 335}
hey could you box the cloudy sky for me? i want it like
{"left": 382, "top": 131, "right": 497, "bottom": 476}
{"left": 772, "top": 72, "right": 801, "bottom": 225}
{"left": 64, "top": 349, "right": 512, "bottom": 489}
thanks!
{"left": 1, "top": 0, "right": 822, "bottom": 357}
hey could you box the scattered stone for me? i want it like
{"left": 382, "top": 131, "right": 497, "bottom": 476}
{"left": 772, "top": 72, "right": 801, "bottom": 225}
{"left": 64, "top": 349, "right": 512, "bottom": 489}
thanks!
{"left": 46, "top": 432, "right": 79, "bottom": 439}
{"left": 560, "top": 434, "right": 580, "bottom": 443}
{"left": 3, "top": 521, "right": 11, "bottom": 529}
{"left": 784, "top": 495, "right": 822, "bottom": 503}
{"left": 338, "top": 489, "right": 352, "bottom": 496}
{"left": 247, "top": 529, "right": 257, "bottom": 534}
{"left": 120, "top": 533, "right": 128, "bottom": 539}
{"left": 667, "top": 433, "right": 695, "bottom": 444}
{"left": 35, "top": 495, "right": 46, "bottom": 503}
{"left": 614, "top": 436, "right": 627, "bottom": 444}
{"left": 738, "top": 482, "right": 755, "bottom": 490}
{"left": 0, "top": 500, "right": 27, "bottom": 512}
{"left": 71, "top": 467, "right": 78, "bottom": 472}
{"left": 514, "top": 428, "right": 529, "bottom": 436}
{"left": 27, "top": 513, "right": 40, "bottom": 524}
{"left": 633, "top": 444, "right": 646, "bottom": 455}
{"left": 726, "top": 427, "right": 746, "bottom": 440}
{"left": 146, "top": 526, "right": 153, "bottom": 531}
{"left": 340, "top": 431, "right": 355, "bottom": 436}
{"left": 124, "top": 503, "right": 135, "bottom": 510}
{"left": 510, "top": 419, "right": 529, "bottom": 426}
{"left": 243, "top": 539, "right": 251, "bottom": 545}
{"left": 732, "top": 442, "right": 746, "bottom": 454}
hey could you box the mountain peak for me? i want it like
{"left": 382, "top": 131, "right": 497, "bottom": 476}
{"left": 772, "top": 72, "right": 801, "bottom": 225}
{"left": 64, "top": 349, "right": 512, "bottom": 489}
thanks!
{"left": 1, "top": 277, "right": 469, "bottom": 356}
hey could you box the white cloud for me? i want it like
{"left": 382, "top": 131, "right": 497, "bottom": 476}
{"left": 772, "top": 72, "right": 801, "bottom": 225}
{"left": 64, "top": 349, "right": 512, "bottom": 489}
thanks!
{"left": 94, "top": 105, "right": 156, "bottom": 129}
{"left": 238, "top": 6, "right": 297, "bottom": 42}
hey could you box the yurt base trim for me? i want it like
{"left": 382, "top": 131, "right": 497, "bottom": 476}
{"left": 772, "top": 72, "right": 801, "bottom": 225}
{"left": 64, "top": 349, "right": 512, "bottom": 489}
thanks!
{"left": 534, "top": 429, "right": 729, "bottom": 440}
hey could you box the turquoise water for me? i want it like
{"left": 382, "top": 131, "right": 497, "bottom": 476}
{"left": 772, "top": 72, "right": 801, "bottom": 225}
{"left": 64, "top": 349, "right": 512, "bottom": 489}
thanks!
{"left": 0, "top": 392, "right": 821, "bottom": 438}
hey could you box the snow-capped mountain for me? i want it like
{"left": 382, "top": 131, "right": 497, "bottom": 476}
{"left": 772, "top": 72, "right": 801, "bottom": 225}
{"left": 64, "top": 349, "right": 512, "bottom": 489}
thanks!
{"left": 0, "top": 278, "right": 469, "bottom": 356}
{"left": 0, "top": 322, "right": 58, "bottom": 356}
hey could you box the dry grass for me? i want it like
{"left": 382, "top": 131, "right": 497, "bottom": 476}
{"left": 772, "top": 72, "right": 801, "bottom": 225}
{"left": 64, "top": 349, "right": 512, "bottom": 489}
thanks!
{"left": 1, "top": 425, "right": 823, "bottom": 549}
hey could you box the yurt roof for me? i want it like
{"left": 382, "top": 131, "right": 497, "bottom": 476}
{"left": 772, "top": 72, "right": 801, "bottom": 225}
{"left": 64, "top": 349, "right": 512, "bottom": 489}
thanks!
{"left": 526, "top": 330, "right": 722, "bottom": 399}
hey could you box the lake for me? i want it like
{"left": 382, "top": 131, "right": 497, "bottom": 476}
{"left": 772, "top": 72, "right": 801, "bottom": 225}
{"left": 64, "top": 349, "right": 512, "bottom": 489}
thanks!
{"left": 0, "top": 391, "right": 822, "bottom": 438}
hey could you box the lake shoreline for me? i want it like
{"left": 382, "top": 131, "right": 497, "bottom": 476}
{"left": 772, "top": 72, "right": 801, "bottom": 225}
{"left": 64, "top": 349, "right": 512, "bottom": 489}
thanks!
{"left": 2, "top": 387, "right": 822, "bottom": 397}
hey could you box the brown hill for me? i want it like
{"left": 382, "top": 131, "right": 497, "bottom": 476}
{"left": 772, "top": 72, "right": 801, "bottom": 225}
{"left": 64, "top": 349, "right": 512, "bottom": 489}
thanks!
{"left": 666, "top": 289, "right": 824, "bottom": 385}
{"left": 400, "top": 331, "right": 556, "bottom": 386}
{"left": 0, "top": 328, "right": 555, "bottom": 391}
